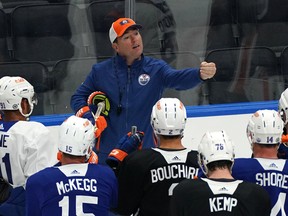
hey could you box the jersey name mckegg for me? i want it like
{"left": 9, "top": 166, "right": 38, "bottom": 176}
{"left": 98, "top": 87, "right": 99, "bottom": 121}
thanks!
{"left": 56, "top": 178, "right": 97, "bottom": 195}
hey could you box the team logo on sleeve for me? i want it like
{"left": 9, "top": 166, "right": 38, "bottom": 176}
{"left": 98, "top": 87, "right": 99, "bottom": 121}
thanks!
{"left": 138, "top": 74, "right": 150, "bottom": 86}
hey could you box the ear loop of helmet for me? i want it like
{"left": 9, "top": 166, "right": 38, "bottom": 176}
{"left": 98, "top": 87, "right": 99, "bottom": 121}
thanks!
{"left": 57, "top": 151, "right": 63, "bottom": 161}
{"left": 152, "top": 132, "right": 159, "bottom": 147}
{"left": 19, "top": 92, "right": 37, "bottom": 119}
{"left": 197, "top": 153, "right": 208, "bottom": 176}
{"left": 19, "top": 101, "right": 34, "bottom": 118}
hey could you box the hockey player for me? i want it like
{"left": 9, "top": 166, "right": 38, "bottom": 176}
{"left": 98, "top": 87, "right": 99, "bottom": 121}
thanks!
{"left": 0, "top": 76, "right": 57, "bottom": 216}
{"left": 170, "top": 130, "right": 271, "bottom": 216}
{"left": 232, "top": 109, "right": 288, "bottom": 215}
{"left": 278, "top": 88, "right": 288, "bottom": 159}
{"left": 25, "top": 115, "right": 118, "bottom": 216}
{"left": 107, "top": 97, "right": 200, "bottom": 216}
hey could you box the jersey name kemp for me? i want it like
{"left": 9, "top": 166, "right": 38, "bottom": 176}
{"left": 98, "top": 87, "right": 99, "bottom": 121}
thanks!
{"left": 209, "top": 196, "right": 237, "bottom": 213}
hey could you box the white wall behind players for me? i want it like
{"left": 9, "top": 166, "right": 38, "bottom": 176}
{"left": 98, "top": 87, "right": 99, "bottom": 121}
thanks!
{"left": 47, "top": 113, "right": 253, "bottom": 159}
{"left": 182, "top": 114, "right": 253, "bottom": 158}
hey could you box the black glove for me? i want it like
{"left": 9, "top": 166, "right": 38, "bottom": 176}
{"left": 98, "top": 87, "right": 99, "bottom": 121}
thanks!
{"left": 0, "top": 178, "right": 12, "bottom": 203}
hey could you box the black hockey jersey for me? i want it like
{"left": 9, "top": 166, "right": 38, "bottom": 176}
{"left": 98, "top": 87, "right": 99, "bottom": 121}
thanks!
{"left": 170, "top": 178, "right": 271, "bottom": 216}
{"left": 115, "top": 147, "right": 199, "bottom": 216}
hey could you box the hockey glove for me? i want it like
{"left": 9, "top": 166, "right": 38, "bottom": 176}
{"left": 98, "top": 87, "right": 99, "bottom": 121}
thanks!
{"left": 76, "top": 106, "right": 107, "bottom": 139}
{"left": 94, "top": 116, "right": 107, "bottom": 138}
{"left": 87, "top": 149, "right": 99, "bottom": 164}
{"left": 282, "top": 135, "right": 288, "bottom": 143}
{"left": 87, "top": 91, "right": 110, "bottom": 117}
{"left": 0, "top": 178, "right": 12, "bottom": 203}
{"left": 106, "top": 131, "right": 144, "bottom": 168}
{"left": 75, "top": 106, "right": 95, "bottom": 125}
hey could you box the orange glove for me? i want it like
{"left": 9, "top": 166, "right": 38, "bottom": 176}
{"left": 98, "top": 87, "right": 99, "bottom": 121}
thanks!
{"left": 282, "top": 135, "right": 288, "bottom": 143}
{"left": 94, "top": 116, "right": 107, "bottom": 138}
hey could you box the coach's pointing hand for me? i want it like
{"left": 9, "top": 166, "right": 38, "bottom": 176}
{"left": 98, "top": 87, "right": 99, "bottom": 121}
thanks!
{"left": 199, "top": 61, "right": 216, "bottom": 80}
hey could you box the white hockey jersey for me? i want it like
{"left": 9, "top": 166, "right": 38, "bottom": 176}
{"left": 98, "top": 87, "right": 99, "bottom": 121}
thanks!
{"left": 0, "top": 120, "right": 58, "bottom": 187}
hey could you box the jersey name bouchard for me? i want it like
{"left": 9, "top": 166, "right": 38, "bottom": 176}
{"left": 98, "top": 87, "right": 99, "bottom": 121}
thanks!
{"left": 150, "top": 164, "right": 198, "bottom": 183}
{"left": 150, "top": 148, "right": 199, "bottom": 183}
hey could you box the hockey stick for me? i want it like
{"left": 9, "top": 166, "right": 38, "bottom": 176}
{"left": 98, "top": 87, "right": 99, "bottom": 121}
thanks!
{"left": 131, "top": 125, "right": 137, "bottom": 135}
{"left": 92, "top": 101, "right": 106, "bottom": 151}
{"left": 91, "top": 101, "right": 105, "bottom": 122}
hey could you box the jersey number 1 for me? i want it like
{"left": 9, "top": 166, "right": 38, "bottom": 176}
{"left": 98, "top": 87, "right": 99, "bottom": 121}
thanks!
{"left": 0, "top": 153, "right": 12, "bottom": 183}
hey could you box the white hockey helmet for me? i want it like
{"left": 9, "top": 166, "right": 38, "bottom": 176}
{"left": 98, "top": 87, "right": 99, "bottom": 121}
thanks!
{"left": 278, "top": 88, "right": 288, "bottom": 124}
{"left": 198, "top": 130, "right": 234, "bottom": 174}
{"left": 58, "top": 115, "right": 95, "bottom": 157}
{"left": 247, "top": 109, "right": 283, "bottom": 145}
{"left": 151, "top": 98, "right": 187, "bottom": 136}
{"left": 0, "top": 76, "right": 37, "bottom": 117}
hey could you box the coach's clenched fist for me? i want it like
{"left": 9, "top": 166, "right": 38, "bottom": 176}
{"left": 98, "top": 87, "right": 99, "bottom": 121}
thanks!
{"left": 199, "top": 61, "right": 216, "bottom": 80}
